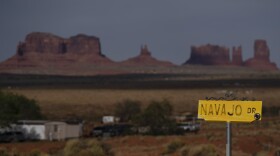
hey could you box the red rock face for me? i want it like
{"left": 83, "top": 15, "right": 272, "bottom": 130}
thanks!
{"left": 121, "top": 45, "right": 174, "bottom": 67}
{"left": 18, "top": 32, "right": 102, "bottom": 55}
{"left": 184, "top": 44, "right": 230, "bottom": 65}
{"left": 1, "top": 32, "right": 113, "bottom": 68}
{"left": 184, "top": 41, "right": 278, "bottom": 70}
{"left": 254, "top": 40, "right": 270, "bottom": 61}
{"left": 66, "top": 34, "right": 101, "bottom": 55}
{"left": 22, "top": 32, "right": 64, "bottom": 54}
{"left": 244, "top": 40, "right": 277, "bottom": 70}
{"left": 232, "top": 46, "right": 243, "bottom": 66}
{"left": 0, "top": 33, "right": 278, "bottom": 75}
{"left": 0, "top": 33, "right": 176, "bottom": 75}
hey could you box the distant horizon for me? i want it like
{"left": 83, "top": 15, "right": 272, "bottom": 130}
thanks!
{"left": 1, "top": 31, "right": 277, "bottom": 66}
{"left": 1, "top": 1, "right": 279, "bottom": 66}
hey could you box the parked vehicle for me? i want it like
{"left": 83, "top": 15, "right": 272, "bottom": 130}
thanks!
{"left": 177, "top": 122, "right": 200, "bottom": 133}
{"left": 0, "top": 131, "right": 26, "bottom": 142}
{"left": 91, "top": 124, "right": 133, "bottom": 137}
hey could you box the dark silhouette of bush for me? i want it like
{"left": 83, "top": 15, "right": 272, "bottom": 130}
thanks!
{"left": 135, "top": 99, "right": 178, "bottom": 135}
{"left": 114, "top": 99, "right": 141, "bottom": 122}
{"left": 0, "top": 91, "right": 43, "bottom": 127}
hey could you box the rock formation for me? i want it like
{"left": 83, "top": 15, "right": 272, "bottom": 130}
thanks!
{"left": 121, "top": 45, "right": 174, "bottom": 67}
{"left": 232, "top": 46, "right": 243, "bottom": 66}
{"left": 244, "top": 40, "right": 277, "bottom": 70}
{"left": 254, "top": 40, "right": 270, "bottom": 61}
{"left": 184, "top": 44, "right": 230, "bottom": 65}
{"left": 19, "top": 32, "right": 64, "bottom": 54}
{"left": 184, "top": 41, "right": 277, "bottom": 70}
{"left": 1, "top": 32, "right": 113, "bottom": 68}
{"left": 0, "top": 32, "right": 278, "bottom": 75}
{"left": 0, "top": 32, "right": 178, "bottom": 75}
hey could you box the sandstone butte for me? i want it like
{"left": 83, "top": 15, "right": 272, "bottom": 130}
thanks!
{"left": 121, "top": 44, "right": 175, "bottom": 67}
{"left": 0, "top": 32, "right": 278, "bottom": 75}
{"left": 232, "top": 46, "right": 243, "bottom": 66}
{"left": 184, "top": 40, "right": 278, "bottom": 70}
{"left": 184, "top": 44, "right": 230, "bottom": 65}
{"left": 0, "top": 32, "right": 174, "bottom": 71}
{"left": 244, "top": 40, "right": 278, "bottom": 70}
{"left": 0, "top": 32, "right": 114, "bottom": 68}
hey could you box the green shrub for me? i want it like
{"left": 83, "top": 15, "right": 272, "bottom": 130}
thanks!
{"left": 114, "top": 99, "right": 141, "bottom": 122}
{"left": 135, "top": 99, "right": 177, "bottom": 135}
{"left": 0, "top": 91, "right": 43, "bottom": 127}
{"left": 253, "top": 151, "right": 270, "bottom": 156}
{"left": 8, "top": 148, "right": 20, "bottom": 156}
{"left": 163, "top": 140, "right": 185, "bottom": 154}
{"left": 87, "top": 139, "right": 106, "bottom": 156}
{"left": 0, "top": 147, "right": 9, "bottom": 156}
{"left": 63, "top": 139, "right": 81, "bottom": 156}
{"left": 63, "top": 139, "right": 113, "bottom": 156}
{"left": 180, "top": 146, "right": 190, "bottom": 156}
{"left": 187, "top": 144, "right": 218, "bottom": 156}
{"left": 28, "top": 150, "right": 49, "bottom": 156}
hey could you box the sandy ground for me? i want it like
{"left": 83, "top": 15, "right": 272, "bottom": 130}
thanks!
{"left": 1, "top": 119, "right": 280, "bottom": 156}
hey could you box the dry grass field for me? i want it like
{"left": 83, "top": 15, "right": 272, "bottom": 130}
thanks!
{"left": 4, "top": 87, "right": 280, "bottom": 120}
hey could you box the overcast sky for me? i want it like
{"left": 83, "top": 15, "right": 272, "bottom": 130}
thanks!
{"left": 0, "top": 0, "right": 280, "bottom": 66}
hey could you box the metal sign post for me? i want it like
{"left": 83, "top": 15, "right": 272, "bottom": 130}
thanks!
{"left": 226, "top": 122, "right": 231, "bottom": 156}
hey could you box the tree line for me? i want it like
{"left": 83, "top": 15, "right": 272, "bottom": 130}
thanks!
{"left": 114, "top": 99, "right": 181, "bottom": 135}
{"left": 0, "top": 91, "right": 43, "bottom": 127}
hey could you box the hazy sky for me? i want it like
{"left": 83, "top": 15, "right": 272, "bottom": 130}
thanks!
{"left": 0, "top": 0, "right": 280, "bottom": 66}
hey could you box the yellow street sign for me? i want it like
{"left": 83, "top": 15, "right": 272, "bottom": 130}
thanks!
{"left": 198, "top": 100, "right": 262, "bottom": 122}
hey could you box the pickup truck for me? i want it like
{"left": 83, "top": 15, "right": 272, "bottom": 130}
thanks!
{"left": 91, "top": 124, "right": 133, "bottom": 137}
{"left": 0, "top": 131, "right": 26, "bottom": 142}
{"left": 177, "top": 122, "right": 200, "bottom": 133}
